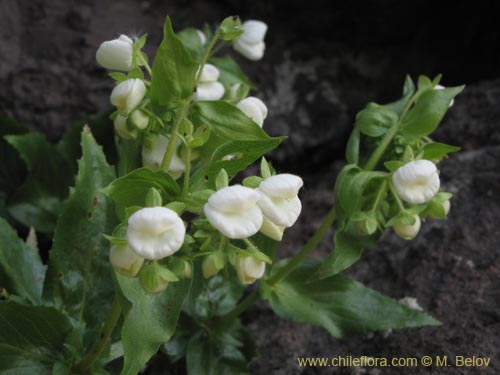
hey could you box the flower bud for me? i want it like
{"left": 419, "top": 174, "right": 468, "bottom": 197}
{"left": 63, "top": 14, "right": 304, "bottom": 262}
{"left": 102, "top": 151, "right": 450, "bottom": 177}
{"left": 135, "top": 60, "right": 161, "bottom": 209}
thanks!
{"left": 257, "top": 174, "right": 303, "bottom": 228}
{"left": 142, "top": 134, "right": 186, "bottom": 179}
{"left": 114, "top": 115, "right": 138, "bottom": 140}
{"left": 196, "top": 29, "right": 207, "bottom": 46}
{"left": 204, "top": 185, "right": 263, "bottom": 239}
{"left": 435, "top": 84, "right": 455, "bottom": 107}
{"left": 233, "top": 20, "right": 267, "bottom": 61}
{"left": 180, "top": 261, "right": 192, "bottom": 279}
{"left": 393, "top": 214, "right": 421, "bottom": 240}
{"left": 193, "top": 82, "right": 225, "bottom": 101}
{"left": 202, "top": 255, "right": 220, "bottom": 279}
{"left": 138, "top": 262, "right": 169, "bottom": 294}
{"left": 109, "top": 243, "right": 144, "bottom": 277}
{"left": 130, "top": 110, "right": 149, "bottom": 130}
{"left": 96, "top": 35, "right": 134, "bottom": 71}
{"left": 110, "top": 78, "right": 146, "bottom": 115}
{"left": 235, "top": 255, "right": 266, "bottom": 285}
{"left": 198, "top": 63, "right": 220, "bottom": 83}
{"left": 127, "top": 207, "right": 185, "bottom": 260}
{"left": 429, "top": 199, "right": 451, "bottom": 219}
{"left": 260, "top": 216, "right": 285, "bottom": 241}
{"left": 392, "top": 160, "right": 440, "bottom": 204}
{"left": 237, "top": 97, "right": 268, "bottom": 127}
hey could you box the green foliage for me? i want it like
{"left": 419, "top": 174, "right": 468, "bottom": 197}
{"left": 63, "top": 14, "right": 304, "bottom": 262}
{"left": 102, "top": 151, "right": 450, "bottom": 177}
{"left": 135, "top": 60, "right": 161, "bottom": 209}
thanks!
{"left": 356, "top": 103, "right": 398, "bottom": 137}
{"left": 0, "top": 218, "right": 46, "bottom": 304}
{"left": 421, "top": 142, "right": 460, "bottom": 161}
{"left": 178, "top": 28, "right": 204, "bottom": 61}
{"left": 186, "top": 319, "right": 256, "bottom": 375}
{"left": 102, "top": 167, "right": 181, "bottom": 219}
{"left": 219, "top": 16, "right": 244, "bottom": 41}
{"left": 114, "top": 272, "right": 191, "bottom": 375}
{"left": 43, "top": 128, "right": 116, "bottom": 348}
{"left": 0, "top": 301, "right": 72, "bottom": 374}
{"left": 150, "top": 16, "right": 198, "bottom": 108}
{"left": 210, "top": 56, "right": 252, "bottom": 87}
{"left": 262, "top": 260, "right": 440, "bottom": 338}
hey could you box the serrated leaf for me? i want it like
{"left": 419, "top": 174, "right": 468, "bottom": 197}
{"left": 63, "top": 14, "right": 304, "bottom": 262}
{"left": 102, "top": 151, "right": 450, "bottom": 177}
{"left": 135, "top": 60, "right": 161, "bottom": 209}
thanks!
{"left": 0, "top": 301, "right": 72, "bottom": 374}
{"left": 150, "top": 17, "right": 198, "bottom": 108}
{"left": 262, "top": 259, "right": 440, "bottom": 338}
{"left": 43, "top": 128, "right": 116, "bottom": 348}
{"left": 114, "top": 272, "right": 191, "bottom": 375}
{"left": 186, "top": 319, "right": 256, "bottom": 375}
{"left": 102, "top": 167, "right": 180, "bottom": 220}
{"left": 0, "top": 218, "right": 46, "bottom": 304}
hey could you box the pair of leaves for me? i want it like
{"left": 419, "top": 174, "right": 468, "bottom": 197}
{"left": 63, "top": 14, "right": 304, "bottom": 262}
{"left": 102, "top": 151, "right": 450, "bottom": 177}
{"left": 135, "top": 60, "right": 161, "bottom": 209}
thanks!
{"left": 261, "top": 260, "right": 439, "bottom": 338}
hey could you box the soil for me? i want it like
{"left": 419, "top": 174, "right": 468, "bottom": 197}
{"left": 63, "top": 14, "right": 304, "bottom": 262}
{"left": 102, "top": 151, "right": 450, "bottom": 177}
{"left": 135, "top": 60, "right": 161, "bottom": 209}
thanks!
{"left": 1, "top": 1, "right": 499, "bottom": 374}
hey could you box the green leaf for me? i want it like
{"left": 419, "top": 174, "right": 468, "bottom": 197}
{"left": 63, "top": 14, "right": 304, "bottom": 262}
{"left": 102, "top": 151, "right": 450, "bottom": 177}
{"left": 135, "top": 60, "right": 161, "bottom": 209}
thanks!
{"left": 145, "top": 187, "right": 163, "bottom": 207}
{"left": 417, "top": 75, "right": 432, "bottom": 90}
{"left": 0, "top": 116, "right": 28, "bottom": 198}
{"left": 5, "top": 133, "right": 74, "bottom": 233}
{"left": 43, "top": 127, "right": 117, "bottom": 347}
{"left": 310, "top": 227, "right": 379, "bottom": 280}
{"left": 356, "top": 103, "right": 398, "bottom": 138}
{"left": 400, "top": 85, "right": 464, "bottom": 138}
{"left": 184, "top": 189, "right": 214, "bottom": 214}
{"left": 219, "top": 16, "right": 244, "bottom": 41}
{"left": 383, "top": 75, "right": 415, "bottom": 116}
{"left": 178, "top": 28, "right": 204, "bottom": 61}
{"left": 116, "top": 138, "right": 142, "bottom": 177}
{"left": 209, "top": 56, "right": 252, "bottom": 87}
{"left": 186, "top": 319, "right": 256, "bottom": 375}
{"left": 150, "top": 17, "right": 198, "bottom": 108}
{"left": 0, "top": 218, "right": 46, "bottom": 304}
{"left": 183, "top": 263, "right": 244, "bottom": 321}
{"left": 0, "top": 301, "right": 72, "bottom": 374}
{"left": 261, "top": 260, "right": 440, "bottom": 338}
{"left": 345, "top": 127, "right": 360, "bottom": 164}
{"left": 102, "top": 167, "right": 180, "bottom": 220}
{"left": 421, "top": 142, "right": 460, "bottom": 161}
{"left": 215, "top": 169, "right": 229, "bottom": 190}
{"left": 114, "top": 273, "right": 191, "bottom": 375}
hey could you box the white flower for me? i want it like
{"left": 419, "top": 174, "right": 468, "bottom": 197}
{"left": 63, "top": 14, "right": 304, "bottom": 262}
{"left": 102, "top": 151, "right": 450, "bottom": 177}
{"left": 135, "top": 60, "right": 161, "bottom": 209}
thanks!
{"left": 392, "top": 160, "right": 440, "bottom": 205}
{"left": 196, "top": 29, "right": 207, "bottom": 46}
{"left": 435, "top": 84, "right": 455, "bottom": 107}
{"left": 260, "top": 216, "right": 285, "bottom": 241}
{"left": 193, "top": 63, "right": 225, "bottom": 101}
{"left": 96, "top": 35, "right": 134, "bottom": 71}
{"left": 130, "top": 110, "right": 149, "bottom": 130}
{"left": 142, "top": 135, "right": 185, "bottom": 179}
{"left": 110, "top": 78, "right": 146, "bottom": 115}
{"left": 114, "top": 115, "right": 138, "bottom": 140}
{"left": 257, "top": 174, "right": 303, "bottom": 228}
{"left": 237, "top": 97, "right": 268, "bottom": 127}
{"left": 202, "top": 255, "right": 220, "bottom": 279}
{"left": 109, "top": 243, "right": 144, "bottom": 277}
{"left": 204, "top": 185, "right": 263, "bottom": 239}
{"left": 127, "top": 207, "right": 185, "bottom": 260}
{"left": 233, "top": 20, "right": 267, "bottom": 61}
{"left": 393, "top": 214, "right": 421, "bottom": 240}
{"left": 235, "top": 255, "right": 265, "bottom": 284}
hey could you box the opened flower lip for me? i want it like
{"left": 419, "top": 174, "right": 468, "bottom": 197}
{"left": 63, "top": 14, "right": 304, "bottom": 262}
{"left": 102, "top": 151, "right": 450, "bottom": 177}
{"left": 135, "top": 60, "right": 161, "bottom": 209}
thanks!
{"left": 127, "top": 207, "right": 185, "bottom": 260}
{"left": 235, "top": 255, "right": 266, "bottom": 285}
{"left": 392, "top": 160, "right": 440, "bottom": 205}
{"left": 204, "top": 185, "right": 263, "bottom": 239}
{"left": 237, "top": 97, "right": 268, "bottom": 127}
{"left": 110, "top": 78, "right": 146, "bottom": 115}
{"left": 257, "top": 174, "right": 303, "bottom": 228}
{"left": 96, "top": 34, "right": 134, "bottom": 71}
{"left": 233, "top": 20, "right": 267, "bottom": 61}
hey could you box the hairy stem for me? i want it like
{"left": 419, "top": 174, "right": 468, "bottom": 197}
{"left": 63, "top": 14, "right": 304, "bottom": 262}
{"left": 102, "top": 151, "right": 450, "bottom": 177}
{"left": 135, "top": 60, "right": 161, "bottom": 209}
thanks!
{"left": 73, "top": 297, "right": 122, "bottom": 373}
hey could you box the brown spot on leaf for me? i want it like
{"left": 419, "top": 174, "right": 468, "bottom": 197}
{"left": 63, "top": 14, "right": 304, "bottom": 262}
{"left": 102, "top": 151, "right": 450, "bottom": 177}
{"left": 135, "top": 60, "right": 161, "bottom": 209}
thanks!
{"left": 93, "top": 195, "right": 99, "bottom": 207}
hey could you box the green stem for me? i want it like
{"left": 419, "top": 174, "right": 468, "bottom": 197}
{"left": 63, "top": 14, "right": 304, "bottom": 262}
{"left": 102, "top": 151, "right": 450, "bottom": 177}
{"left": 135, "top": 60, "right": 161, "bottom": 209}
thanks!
{"left": 138, "top": 53, "right": 152, "bottom": 76}
{"left": 182, "top": 144, "right": 192, "bottom": 197}
{"left": 219, "top": 288, "right": 259, "bottom": 323}
{"left": 389, "top": 182, "right": 406, "bottom": 212}
{"left": 267, "top": 205, "right": 337, "bottom": 285}
{"left": 243, "top": 238, "right": 258, "bottom": 252}
{"left": 73, "top": 297, "right": 122, "bottom": 373}
{"left": 371, "top": 179, "right": 388, "bottom": 211}
{"left": 160, "top": 31, "right": 220, "bottom": 172}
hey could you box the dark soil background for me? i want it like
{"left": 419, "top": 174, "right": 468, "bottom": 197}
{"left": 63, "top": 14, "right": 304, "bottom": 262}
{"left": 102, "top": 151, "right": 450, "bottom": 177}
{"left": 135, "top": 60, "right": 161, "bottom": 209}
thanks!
{"left": 1, "top": 0, "right": 499, "bottom": 374}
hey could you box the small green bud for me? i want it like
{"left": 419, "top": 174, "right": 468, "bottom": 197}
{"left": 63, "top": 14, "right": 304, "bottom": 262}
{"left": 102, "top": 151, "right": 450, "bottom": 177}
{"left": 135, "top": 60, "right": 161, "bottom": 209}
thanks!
{"left": 130, "top": 109, "right": 149, "bottom": 130}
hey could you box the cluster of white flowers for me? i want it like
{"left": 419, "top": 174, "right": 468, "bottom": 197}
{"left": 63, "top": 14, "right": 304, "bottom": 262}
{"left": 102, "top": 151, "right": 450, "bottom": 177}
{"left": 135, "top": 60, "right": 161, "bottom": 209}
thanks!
{"left": 391, "top": 159, "right": 450, "bottom": 240}
{"left": 194, "top": 64, "right": 225, "bottom": 101}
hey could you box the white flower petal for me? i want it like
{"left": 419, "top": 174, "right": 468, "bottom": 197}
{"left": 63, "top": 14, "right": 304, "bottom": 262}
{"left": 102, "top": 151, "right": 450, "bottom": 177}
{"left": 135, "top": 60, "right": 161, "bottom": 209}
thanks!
{"left": 257, "top": 191, "right": 301, "bottom": 228}
{"left": 259, "top": 174, "right": 304, "bottom": 199}
{"left": 240, "top": 20, "right": 268, "bottom": 44}
{"left": 96, "top": 34, "right": 134, "bottom": 71}
{"left": 127, "top": 207, "right": 185, "bottom": 259}
{"left": 142, "top": 135, "right": 186, "bottom": 179}
{"left": 204, "top": 203, "right": 262, "bottom": 239}
{"left": 196, "top": 29, "right": 206, "bottom": 46}
{"left": 109, "top": 243, "right": 144, "bottom": 277}
{"left": 110, "top": 78, "right": 146, "bottom": 115}
{"left": 193, "top": 82, "right": 225, "bottom": 101}
{"left": 260, "top": 215, "right": 284, "bottom": 241}
{"left": 233, "top": 39, "right": 265, "bottom": 61}
{"left": 198, "top": 63, "right": 220, "bottom": 83}
{"left": 208, "top": 185, "right": 260, "bottom": 213}
{"left": 392, "top": 160, "right": 440, "bottom": 204}
{"left": 237, "top": 97, "right": 267, "bottom": 127}
{"left": 235, "top": 255, "right": 265, "bottom": 284}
